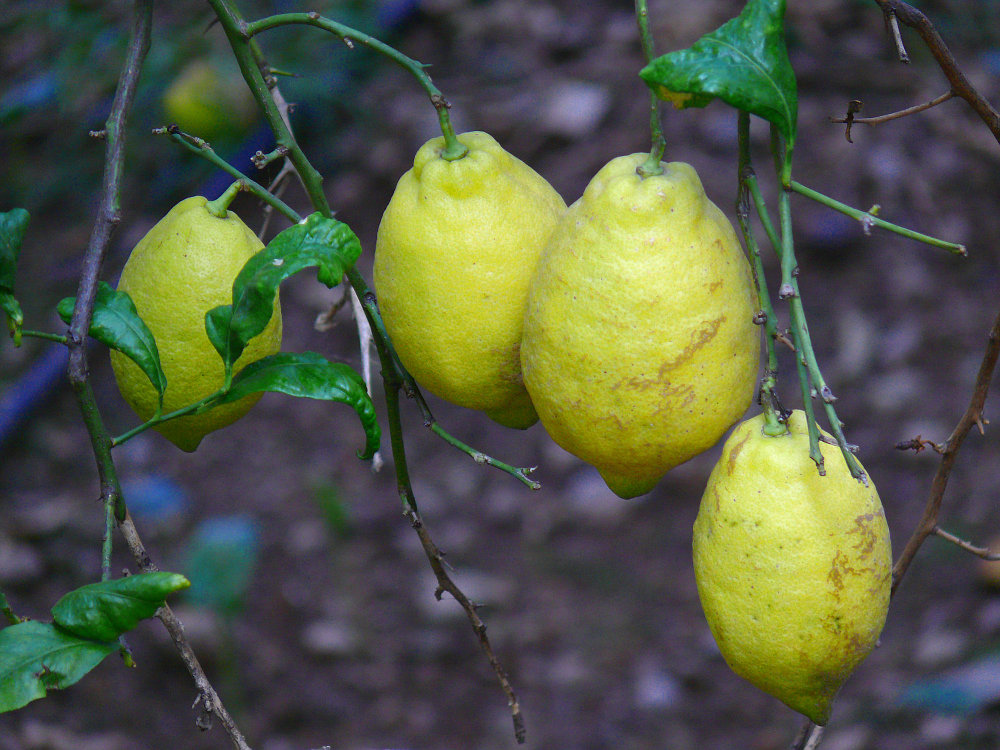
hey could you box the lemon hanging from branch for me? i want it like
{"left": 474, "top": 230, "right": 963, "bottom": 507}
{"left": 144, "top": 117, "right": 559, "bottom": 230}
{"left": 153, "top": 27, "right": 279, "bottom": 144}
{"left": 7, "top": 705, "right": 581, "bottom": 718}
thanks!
{"left": 521, "top": 155, "right": 760, "bottom": 498}
{"left": 693, "top": 410, "right": 892, "bottom": 724}
{"left": 110, "top": 195, "right": 282, "bottom": 451}
{"left": 374, "top": 131, "right": 566, "bottom": 429}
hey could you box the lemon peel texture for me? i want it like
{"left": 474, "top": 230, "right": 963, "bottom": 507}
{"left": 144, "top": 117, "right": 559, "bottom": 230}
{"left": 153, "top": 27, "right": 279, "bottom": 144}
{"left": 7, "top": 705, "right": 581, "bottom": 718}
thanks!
{"left": 373, "top": 131, "right": 566, "bottom": 429}
{"left": 693, "top": 410, "right": 892, "bottom": 725}
{"left": 110, "top": 196, "right": 282, "bottom": 452}
{"left": 520, "top": 155, "right": 760, "bottom": 498}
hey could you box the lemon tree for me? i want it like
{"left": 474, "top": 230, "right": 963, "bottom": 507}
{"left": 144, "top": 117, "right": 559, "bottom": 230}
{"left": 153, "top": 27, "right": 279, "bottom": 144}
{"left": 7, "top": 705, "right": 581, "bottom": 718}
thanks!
{"left": 521, "top": 155, "right": 760, "bottom": 499}
{"left": 693, "top": 411, "right": 892, "bottom": 724}
{"left": 374, "top": 130, "right": 566, "bottom": 429}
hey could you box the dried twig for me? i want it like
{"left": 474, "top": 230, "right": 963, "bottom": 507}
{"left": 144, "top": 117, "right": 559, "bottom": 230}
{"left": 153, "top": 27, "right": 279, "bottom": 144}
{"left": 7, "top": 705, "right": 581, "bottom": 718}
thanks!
{"left": 933, "top": 526, "right": 1000, "bottom": 561}
{"left": 892, "top": 274, "right": 1000, "bottom": 593}
{"left": 873, "top": 0, "right": 1000, "bottom": 144}
{"left": 831, "top": 91, "right": 954, "bottom": 140}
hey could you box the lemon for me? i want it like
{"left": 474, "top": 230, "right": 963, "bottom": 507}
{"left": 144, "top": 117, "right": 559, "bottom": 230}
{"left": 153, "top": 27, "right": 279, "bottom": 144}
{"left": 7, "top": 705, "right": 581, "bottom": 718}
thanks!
{"left": 373, "top": 131, "right": 566, "bottom": 429}
{"left": 693, "top": 410, "right": 892, "bottom": 725}
{"left": 520, "top": 155, "right": 760, "bottom": 498}
{"left": 162, "top": 60, "right": 258, "bottom": 141}
{"left": 110, "top": 196, "right": 282, "bottom": 452}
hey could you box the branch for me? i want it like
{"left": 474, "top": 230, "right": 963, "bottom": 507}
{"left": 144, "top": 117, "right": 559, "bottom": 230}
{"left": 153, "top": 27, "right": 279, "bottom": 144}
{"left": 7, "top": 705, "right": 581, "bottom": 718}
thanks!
{"left": 873, "top": 0, "right": 1000, "bottom": 145}
{"left": 933, "top": 526, "right": 1000, "bottom": 561}
{"left": 892, "top": 305, "right": 1000, "bottom": 593}
{"left": 121, "top": 518, "right": 252, "bottom": 749}
{"left": 382, "top": 370, "right": 526, "bottom": 744}
{"left": 64, "top": 4, "right": 255, "bottom": 747}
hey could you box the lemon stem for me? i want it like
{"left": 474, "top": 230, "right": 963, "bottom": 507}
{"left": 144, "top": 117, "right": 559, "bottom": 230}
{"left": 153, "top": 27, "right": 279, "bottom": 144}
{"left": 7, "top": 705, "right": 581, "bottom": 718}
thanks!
{"left": 205, "top": 181, "right": 243, "bottom": 218}
{"left": 768, "top": 126, "right": 865, "bottom": 480}
{"left": 736, "top": 113, "right": 786, "bottom": 437}
{"left": 789, "top": 180, "right": 966, "bottom": 255}
{"left": 635, "top": 0, "right": 666, "bottom": 177}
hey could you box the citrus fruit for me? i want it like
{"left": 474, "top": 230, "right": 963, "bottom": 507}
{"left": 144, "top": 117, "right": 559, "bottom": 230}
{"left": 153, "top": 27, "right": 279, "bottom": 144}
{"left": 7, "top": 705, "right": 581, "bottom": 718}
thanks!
{"left": 110, "top": 196, "right": 282, "bottom": 452}
{"left": 520, "top": 155, "right": 760, "bottom": 498}
{"left": 162, "top": 59, "right": 258, "bottom": 141}
{"left": 693, "top": 410, "right": 892, "bottom": 724}
{"left": 373, "top": 130, "right": 566, "bottom": 429}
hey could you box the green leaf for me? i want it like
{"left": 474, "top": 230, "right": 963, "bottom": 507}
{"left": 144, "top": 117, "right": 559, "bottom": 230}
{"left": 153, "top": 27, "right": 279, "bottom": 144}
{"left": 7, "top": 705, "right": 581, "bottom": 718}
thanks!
{"left": 0, "top": 621, "right": 117, "bottom": 713}
{"left": 639, "top": 0, "right": 797, "bottom": 142}
{"left": 219, "top": 351, "right": 380, "bottom": 459}
{"left": 58, "top": 282, "right": 167, "bottom": 406}
{"left": 1, "top": 209, "right": 30, "bottom": 342}
{"left": 50, "top": 572, "right": 190, "bottom": 643}
{"left": 206, "top": 213, "right": 362, "bottom": 369}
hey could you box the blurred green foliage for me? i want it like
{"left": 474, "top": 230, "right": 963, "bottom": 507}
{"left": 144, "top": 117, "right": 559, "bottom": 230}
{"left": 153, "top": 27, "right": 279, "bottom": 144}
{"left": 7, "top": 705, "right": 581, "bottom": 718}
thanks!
{"left": 0, "top": 0, "right": 407, "bottom": 234}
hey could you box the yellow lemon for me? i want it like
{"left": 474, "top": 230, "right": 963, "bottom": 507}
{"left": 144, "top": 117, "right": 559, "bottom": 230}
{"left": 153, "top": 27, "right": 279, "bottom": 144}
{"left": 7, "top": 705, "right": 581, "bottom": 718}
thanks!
{"left": 373, "top": 131, "right": 566, "bottom": 429}
{"left": 110, "top": 196, "right": 282, "bottom": 452}
{"left": 520, "top": 155, "right": 760, "bottom": 498}
{"left": 693, "top": 410, "right": 892, "bottom": 724}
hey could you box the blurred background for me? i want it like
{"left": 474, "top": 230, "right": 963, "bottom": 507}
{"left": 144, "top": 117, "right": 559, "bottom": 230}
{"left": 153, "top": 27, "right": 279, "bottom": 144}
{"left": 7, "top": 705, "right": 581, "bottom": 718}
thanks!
{"left": 3, "top": 1, "right": 1000, "bottom": 748}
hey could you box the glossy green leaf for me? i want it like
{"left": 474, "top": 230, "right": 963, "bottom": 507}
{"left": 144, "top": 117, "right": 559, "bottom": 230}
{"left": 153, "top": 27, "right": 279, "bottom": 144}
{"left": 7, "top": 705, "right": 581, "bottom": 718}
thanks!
{"left": 50, "top": 572, "right": 190, "bottom": 643}
{"left": 206, "top": 213, "right": 362, "bottom": 369}
{"left": 1, "top": 209, "right": 30, "bottom": 342}
{"left": 0, "top": 621, "right": 117, "bottom": 713}
{"left": 219, "top": 351, "right": 380, "bottom": 459}
{"left": 58, "top": 282, "right": 167, "bottom": 406}
{"left": 640, "top": 0, "right": 797, "bottom": 142}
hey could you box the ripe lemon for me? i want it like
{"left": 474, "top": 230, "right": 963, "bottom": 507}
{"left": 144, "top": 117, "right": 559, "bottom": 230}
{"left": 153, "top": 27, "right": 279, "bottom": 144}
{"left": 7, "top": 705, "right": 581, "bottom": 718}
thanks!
{"left": 373, "top": 131, "right": 566, "bottom": 429}
{"left": 110, "top": 196, "right": 282, "bottom": 451}
{"left": 693, "top": 410, "right": 892, "bottom": 724}
{"left": 520, "top": 155, "right": 760, "bottom": 498}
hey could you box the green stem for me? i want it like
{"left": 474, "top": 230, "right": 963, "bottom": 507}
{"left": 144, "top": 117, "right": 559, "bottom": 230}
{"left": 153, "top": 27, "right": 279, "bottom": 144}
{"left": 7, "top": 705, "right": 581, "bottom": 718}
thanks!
{"left": 208, "top": 1, "right": 332, "bottom": 214}
{"left": 772, "top": 134, "right": 865, "bottom": 480}
{"left": 777, "top": 188, "right": 824, "bottom": 471}
{"left": 789, "top": 180, "right": 967, "bottom": 255}
{"left": 1, "top": 590, "right": 22, "bottom": 625}
{"left": 346, "top": 268, "right": 540, "bottom": 488}
{"left": 205, "top": 181, "right": 243, "bottom": 217}
{"left": 157, "top": 129, "right": 301, "bottom": 223}
{"left": 244, "top": 12, "right": 468, "bottom": 160}
{"left": 635, "top": 0, "right": 665, "bottom": 176}
{"left": 429, "top": 423, "right": 540, "bottom": 490}
{"left": 111, "top": 388, "right": 227, "bottom": 447}
{"left": 21, "top": 330, "right": 68, "bottom": 344}
{"left": 737, "top": 113, "right": 785, "bottom": 436}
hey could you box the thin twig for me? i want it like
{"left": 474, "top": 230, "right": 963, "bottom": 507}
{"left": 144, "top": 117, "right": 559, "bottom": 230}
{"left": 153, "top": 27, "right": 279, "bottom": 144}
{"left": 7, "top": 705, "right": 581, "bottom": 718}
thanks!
{"left": 789, "top": 180, "right": 966, "bottom": 255}
{"left": 892, "top": 305, "right": 1000, "bottom": 592}
{"left": 886, "top": 10, "right": 910, "bottom": 62}
{"left": 208, "top": 3, "right": 528, "bottom": 739}
{"left": 873, "top": 0, "right": 1000, "bottom": 144}
{"left": 831, "top": 91, "right": 954, "bottom": 129}
{"left": 933, "top": 526, "right": 1000, "bottom": 561}
{"left": 383, "top": 378, "right": 526, "bottom": 743}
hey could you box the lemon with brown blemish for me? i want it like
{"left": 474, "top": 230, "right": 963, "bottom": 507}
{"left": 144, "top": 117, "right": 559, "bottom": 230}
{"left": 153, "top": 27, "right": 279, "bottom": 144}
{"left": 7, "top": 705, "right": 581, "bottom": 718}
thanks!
{"left": 693, "top": 410, "right": 892, "bottom": 724}
{"left": 520, "top": 154, "right": 760, "bottom": 498}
